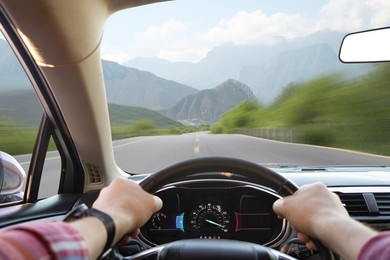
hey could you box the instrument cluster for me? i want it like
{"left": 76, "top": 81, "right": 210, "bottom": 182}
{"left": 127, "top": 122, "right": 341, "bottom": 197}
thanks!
{"left": 139, "top": 181, "right": 288, "bottom": 247}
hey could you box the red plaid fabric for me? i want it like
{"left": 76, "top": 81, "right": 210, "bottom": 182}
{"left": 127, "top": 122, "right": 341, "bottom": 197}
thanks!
{"left": 0, "top": 222, "right": 88, "bottom": 259}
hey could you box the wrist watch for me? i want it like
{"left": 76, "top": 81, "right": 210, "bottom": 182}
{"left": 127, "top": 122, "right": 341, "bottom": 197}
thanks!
{"left": 64, "top": 203, "right": 116, "bottom": 254}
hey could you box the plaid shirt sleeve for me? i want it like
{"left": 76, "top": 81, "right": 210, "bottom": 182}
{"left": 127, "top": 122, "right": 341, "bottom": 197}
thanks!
{"left": 358, "top": 231, "right": 390, "bottom": 260}
{"left": 0, "top": 222, "right": 89, "bottom": 260}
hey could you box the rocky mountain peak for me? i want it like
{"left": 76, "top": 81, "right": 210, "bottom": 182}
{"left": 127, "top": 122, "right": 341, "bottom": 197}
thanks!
{"left": 160, "top": 79, "right": 255, "bottom": 125}
{"left": 215, "top": 79, "right": 255, "bottom": 99}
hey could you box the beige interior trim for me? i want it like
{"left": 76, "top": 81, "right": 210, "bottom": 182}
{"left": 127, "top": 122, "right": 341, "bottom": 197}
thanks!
{"left": 0, "top": 0, "right": 168, "bottom": 190}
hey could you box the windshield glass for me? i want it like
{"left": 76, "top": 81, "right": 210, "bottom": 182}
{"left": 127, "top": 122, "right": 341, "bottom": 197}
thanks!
{"left": 102, "top": 0, "right": 390, "bottom": 173}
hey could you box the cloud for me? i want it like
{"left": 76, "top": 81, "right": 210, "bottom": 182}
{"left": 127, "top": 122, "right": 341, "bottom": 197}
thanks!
{"left": 101, "top": 45, "right": 131, "bottom": 64}
{"left": 124, "top": 19, "right": 211, "bottom": 62}
{"left": 367, "top": 0, "right": 390, "bottom": 27}
{"left": 152, "top": 10, "right": 311, "bottom": 62}
{"left": 317, "top": 0, "right": 390, "bottom": 31}
{"left": 134, "top": 19, "right": 187, "bottom": 41}
{"left": 103, "top": 0, "right": 390, "bottom": 63}
{"left": 103, "top": 10, "right": 314, "bottom": 63}
{"left": 102, "top": 52, "right": 131, "bottom": 64}
{"left": 126, "top": 19, "right": 198, "bottom": 62}
{"left": 199, "top": 10, "right": 310, "bottom": 46}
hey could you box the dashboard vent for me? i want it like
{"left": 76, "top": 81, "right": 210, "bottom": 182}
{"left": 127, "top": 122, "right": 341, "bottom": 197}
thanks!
{"left": 337, "top": 193, "right": 370, "bottom": 216}
{"left": 374, "top": 193, "right": 390, "bottom": 216}
{"left": 85, "top": 162, "right": 103, "bottom": 185}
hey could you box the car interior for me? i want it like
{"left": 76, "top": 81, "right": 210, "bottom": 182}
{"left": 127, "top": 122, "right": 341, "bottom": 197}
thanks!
{"left": 0, "top": 1, "right": 390, "bottom": 260}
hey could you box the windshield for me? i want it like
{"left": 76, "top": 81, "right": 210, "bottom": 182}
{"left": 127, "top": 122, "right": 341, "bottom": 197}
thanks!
{"left": 102, "top": 0, "right": 390, "bottom": 173}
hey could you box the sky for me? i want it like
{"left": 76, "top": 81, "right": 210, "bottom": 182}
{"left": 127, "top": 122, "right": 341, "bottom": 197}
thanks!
{"left": 101, "top": 0, "right": 390, "bottom": 64}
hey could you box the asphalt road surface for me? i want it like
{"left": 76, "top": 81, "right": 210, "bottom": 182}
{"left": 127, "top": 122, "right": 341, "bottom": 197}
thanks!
{"left": 113, "top": 132, "right": 390, "bottom": 173}
{"left": 15, "top": 132, "right": 390, "bottom": 198}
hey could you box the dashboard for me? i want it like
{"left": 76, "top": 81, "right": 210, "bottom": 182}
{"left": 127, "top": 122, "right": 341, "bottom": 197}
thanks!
{"left": 2, "top": 164, "right": 390, "bottom": 260}
{"left": 139, "top": 179, "right": 289, "bottom": 247}
{"left": 131, "top": 166, "right": 390, "bottom": 259}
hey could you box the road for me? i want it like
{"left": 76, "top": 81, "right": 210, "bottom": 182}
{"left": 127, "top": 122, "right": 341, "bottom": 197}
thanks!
{"left": 15, "top": 132, "right": 390, "bottom": 197}
{"left": 113, "top": 132, "right": 390, "bottom": 173}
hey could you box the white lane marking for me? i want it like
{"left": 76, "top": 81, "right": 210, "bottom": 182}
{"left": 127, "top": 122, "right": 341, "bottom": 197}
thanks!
{"left": 193, "top": 145, "right": 200, "bottom": 154}
{"left": 113, "top": 136, "right": 156, "bottom": 149}
{"left": 194, "top": 135, "right": 200, "bottom": 154}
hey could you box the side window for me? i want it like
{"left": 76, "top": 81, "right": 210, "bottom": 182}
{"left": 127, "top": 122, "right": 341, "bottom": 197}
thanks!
{"left": 0, "top": 32, "right": 61, "bottom": 204}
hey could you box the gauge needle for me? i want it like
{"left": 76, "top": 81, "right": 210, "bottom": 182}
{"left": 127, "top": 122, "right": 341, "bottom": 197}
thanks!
{"left": 205, "top": 219, "right": 224, "bottom": 229}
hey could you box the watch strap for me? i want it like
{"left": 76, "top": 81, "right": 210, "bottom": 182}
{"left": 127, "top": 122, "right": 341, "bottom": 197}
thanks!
{"left": 87, "top": 207, "right": 116, "bottom": 253}
{"left": 64, "top": 204, "right": 116, "bottom": 254}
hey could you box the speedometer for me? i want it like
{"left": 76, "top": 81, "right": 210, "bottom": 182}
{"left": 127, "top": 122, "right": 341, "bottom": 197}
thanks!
{"left": 190, "top": 203, "right": 230, "bottom": 233}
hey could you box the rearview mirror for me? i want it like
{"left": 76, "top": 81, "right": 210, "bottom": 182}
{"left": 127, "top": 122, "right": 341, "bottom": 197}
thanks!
{"left": 339, "top": 27, "right": 390, "bottom": 63}
{"left": 0, "top": 151, "right": 25, "bottom": 204}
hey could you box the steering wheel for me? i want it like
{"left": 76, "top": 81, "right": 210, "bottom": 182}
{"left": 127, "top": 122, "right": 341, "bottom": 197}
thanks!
{"left": 126, "top": 157, "right": 333, "bottom": 260}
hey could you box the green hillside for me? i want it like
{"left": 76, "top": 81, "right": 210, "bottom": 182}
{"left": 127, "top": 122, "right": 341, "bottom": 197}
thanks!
{"left": 108, "top": 104, "right": 181, "bottom": 127}
{"left": 0, "top": 90, "right": 183, "bottom": 155}
{"left": 212, "top": 64, "right": 390, "bottom": 155}
{"left": 108, "top": 103, "right": 183, "bottom": 140}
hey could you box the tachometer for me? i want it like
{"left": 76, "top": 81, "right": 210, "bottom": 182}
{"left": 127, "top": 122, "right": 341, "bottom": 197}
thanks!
{"left": 151, "top": 212, "right": 167, "bottom": 229}
{"left": 190, "top": 203, "right": 229, "bottom": 233}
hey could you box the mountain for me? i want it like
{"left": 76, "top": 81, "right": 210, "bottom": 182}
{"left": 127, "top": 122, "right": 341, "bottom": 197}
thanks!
{"left": 241, "top": 43, "right": 371, "bottom": 104}
{"left": 102, "top": 60, "right": 198, "bottom": 110}
{"left": 108, "top": 104, "right": 181, "bottom": 127}
{"left": 0, "top": 89, "right": 181, "bottom": 128}
{"left": 242, "top": 43, "right": 342, "bottom": 104}
{"left": 0, "top": 42, "right": 199, "bottom": 111}
{"left": 124, "top": 30, "right": 346, "bottom": 88}
{"left": 123, "top": 57, "right": 194, "bottom": 86}
{"left": 124, "top": 30, "right": 370, "bottom": 104}
{"left": 125, "top": 43, "right": 279, "bottom": 90}
{"left": 1, "top": 30, "right": 371, "bottom": 110}
{"left": 160, "top": 79, "right": 255, "bottom": 125}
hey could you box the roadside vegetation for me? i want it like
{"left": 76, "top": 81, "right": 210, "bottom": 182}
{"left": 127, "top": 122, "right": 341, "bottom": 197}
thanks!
{"left": 212, "top": 63, "right": 390, "bottom": 156}
{"left": 0, "top": 117, "right": 36, "bottom": 155}
{"left": 0, "top": 116, "right": 209, "bottom": 155}
{"left": 111, "top": 119, "right": 209, "bottom": 140}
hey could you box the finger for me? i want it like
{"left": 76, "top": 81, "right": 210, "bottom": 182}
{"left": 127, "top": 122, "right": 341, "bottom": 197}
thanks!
{"left": 272, "top": 199, "right": 285, "bottom": 218}
{"left": 306, "top": 240, "right": 318, "bottom": 251}
{"left": 129, "top": 228, "right": 140, "bottom": 237}
{"left": 120, "top": 235, "right": 132, "bottom": 244}
{"left": 297, "top": 232, "right": 311, "bottom": 243}
{"left": 119, "top": 228, "right": 140, "bottom": 244}
{"left": 153, "top": 195, "right": 163, "bottom": 211}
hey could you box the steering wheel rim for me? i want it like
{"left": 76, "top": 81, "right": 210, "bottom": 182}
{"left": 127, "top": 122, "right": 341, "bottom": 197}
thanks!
{"left": 134, "top": 156, "right": 333, "bottom": 260}
{"left": 140, "top": 156, "right": 298, "bottom": 195}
